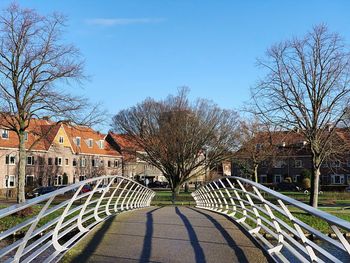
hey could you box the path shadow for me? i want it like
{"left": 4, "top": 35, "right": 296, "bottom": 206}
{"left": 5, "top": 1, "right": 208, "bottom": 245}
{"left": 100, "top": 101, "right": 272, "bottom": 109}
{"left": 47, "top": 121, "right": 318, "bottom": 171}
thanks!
{"left": 139, "top": 207, "right": 162, "bottom": 263}
{"left": 70, "top": 214, "right": 116, "bottom": 262}
{"left": 175, "top": 206, "right": 206, "bottom": 263}
{"left": 188, "top": 207, "right": 249, "bottom": 262}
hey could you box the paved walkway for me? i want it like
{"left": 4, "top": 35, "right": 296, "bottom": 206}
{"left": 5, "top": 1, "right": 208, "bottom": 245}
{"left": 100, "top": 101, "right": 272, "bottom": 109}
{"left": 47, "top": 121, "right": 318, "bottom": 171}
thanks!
{"left": 63, "top": 206, "right": 271, "bottom": 263}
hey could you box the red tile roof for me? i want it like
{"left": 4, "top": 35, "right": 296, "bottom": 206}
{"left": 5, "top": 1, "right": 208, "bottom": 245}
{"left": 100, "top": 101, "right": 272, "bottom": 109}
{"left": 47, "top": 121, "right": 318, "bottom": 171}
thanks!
{"left": 0, "top": 118, "right": 60, "bottom": 151}
{"left": 63, "top": 125, "right": 121, "bottom": 157}
{"left": 108, "top": 133, "right": 143, "bottom": 151}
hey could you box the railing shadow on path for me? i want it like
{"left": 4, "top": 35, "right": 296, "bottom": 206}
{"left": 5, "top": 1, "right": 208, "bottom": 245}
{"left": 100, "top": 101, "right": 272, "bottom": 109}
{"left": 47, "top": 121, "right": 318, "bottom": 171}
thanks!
{"left": 188, "top": 207, "right": 274, "bottom": 263}
{"left": 139, "top": 207, "right": 162, "bottom": 263}
{"left": 188, "top": 207, "right": 249, "bottom": 262}
{"left": 175, "top": 206, "right": 207, "bottom": 263}
{"left": 69, "top": 214, "right": 117, "bottom": 263}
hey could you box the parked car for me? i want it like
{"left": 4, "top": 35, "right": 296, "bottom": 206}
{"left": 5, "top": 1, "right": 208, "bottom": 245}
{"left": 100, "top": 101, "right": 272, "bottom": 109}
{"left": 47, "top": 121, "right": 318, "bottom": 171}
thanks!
{"left": 276, "top": 182, "right": 300, "bottom": 192}
{"left": 26, "top": 186, "right": 57, "bottom": 198}
{"left": 81, "top": 184, "right": 92, "bottom": 193}
{"left": 148, "top": 181, "right": 168, "bottom": 188}
{"left": 96, "top": 184, "right": 109, "bottom": 194}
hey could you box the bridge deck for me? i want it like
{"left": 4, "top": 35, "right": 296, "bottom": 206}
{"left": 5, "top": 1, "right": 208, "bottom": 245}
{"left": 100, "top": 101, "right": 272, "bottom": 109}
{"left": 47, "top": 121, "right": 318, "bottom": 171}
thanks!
{"left": 62, "top": 206, "right": 271, "bottom": 263}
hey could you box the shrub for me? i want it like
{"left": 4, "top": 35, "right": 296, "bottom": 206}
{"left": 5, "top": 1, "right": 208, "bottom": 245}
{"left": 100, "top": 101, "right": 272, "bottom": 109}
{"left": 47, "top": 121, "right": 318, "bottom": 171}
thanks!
{"left": 301, "top": 169, "right": 311, "bottom": 179}
{"left": 15, "top": 207, "right": 34, "bottom": 218}
{"left": 302, "top": 178, "right": 311, "bottom": 190}
{"left": 284, "top": 177, "right": 292, "bottom": 183}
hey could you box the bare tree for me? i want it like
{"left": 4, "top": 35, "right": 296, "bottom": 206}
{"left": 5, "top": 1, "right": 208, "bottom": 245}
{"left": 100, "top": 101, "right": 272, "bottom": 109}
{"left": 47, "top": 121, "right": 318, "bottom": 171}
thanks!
{"left": 0, "top": 4, "right": 100, "bottom": 203}
{"left": 252, "top": 24, "right": 350, "bottom": 207}
{"left": 234, "top": 117, "right": 277, "bottom": 182}
{"left": 112, "top": 88, "right": 239, "bottom": 203}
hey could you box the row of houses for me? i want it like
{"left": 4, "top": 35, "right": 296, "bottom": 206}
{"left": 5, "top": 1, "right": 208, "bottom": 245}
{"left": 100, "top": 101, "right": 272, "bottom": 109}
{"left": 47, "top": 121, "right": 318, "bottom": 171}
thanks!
{"left": 0, "top": 118, "right": 166, "bottom": 197}
{"left": 232, "top": 129, "right": 350, "bottom": 189}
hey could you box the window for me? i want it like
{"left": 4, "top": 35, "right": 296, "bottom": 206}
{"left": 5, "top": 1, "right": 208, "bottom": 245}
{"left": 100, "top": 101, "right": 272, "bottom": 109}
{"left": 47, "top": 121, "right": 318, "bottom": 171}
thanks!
{"left": 48, "top": 158, "right": 53, "bottom": 166}
{"left": 274, "top": 174, "right": 282, "bottom": 183}
{"left": 59, "top": 136, "right": 64, "bottom": 144}
{"left": 274, "top": 160, "right": 286, "bottom": 168}
{"left": 332, "top": 174, "right": 344, "bottom": 184}
{"left": 1, "top": 129, "right": 9, "bottom": 139}
{"left": 73, "top": 158, "right": 77, "bottom": 167}
{"left": 80, "top": 158, "right": 86, "bottom": 167}
{"left": 293, "top": 174, "right": 301, "bottom": 183}
{"left": 5, "top": 175, "right": 15, "bottom": 188}
{"left": 79, "top": 175, "right": 86, "bottom": 181}
{"left": 55, "top": 157, "right": 62, "bottom": 166}
{"left": 27, "top": 156, "right": 34, "bottom": 165}
{"left": 259, "top": 174, "right": 267, "bottom": 183}
{"left": 331, "top": 161, "right": 341, "bottom": 168}
{"left": 255, "top": 144, "right": 262, "bottom": 150}
{"left": 54, "top": 175, "right": 62, "bottom": 186}
{"left": 87, "top": 139, "right": 93, "bottom": 148}
{"left": 5, "top": 155, "right": 16, "bottom": 165}
{"left": 26, "top": 175, "right": 34, "bottom": 186}
{"left": 108, "top": 160, "right": 111, "bottom": 168}
{"left": 295, "top": 160, "right": 303, "bottom": 168}
{"left": 98, "top": 140, "right": 104, "bottom": 149}
{"left": 261, "top": 160, "right": 268, "bottom": 167}
{"left": 65, "top": 158, "right": 69, "bottom": 166}
{"left": 100, "top": 160, "right": 104, "bottom": 166}
{"left": 92, "top": 159, "right": 98, "bottom": 167}
{"left": 38, "top": 156, "right": 44, "bottom": 165}
{"left": 114, "top": 160, "right": 119, "bottom": 167}
{"left": 24, "top": 132, "right": 28, "bottom": 141}
{"left": 76, "top": 137, "right": 81, "bottom": 146}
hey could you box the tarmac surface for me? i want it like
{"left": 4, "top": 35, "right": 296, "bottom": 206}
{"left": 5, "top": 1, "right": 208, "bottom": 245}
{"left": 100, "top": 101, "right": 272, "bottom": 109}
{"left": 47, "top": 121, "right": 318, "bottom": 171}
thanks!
{"left": 63, "top": 206, "right": 271, "bottom": 263}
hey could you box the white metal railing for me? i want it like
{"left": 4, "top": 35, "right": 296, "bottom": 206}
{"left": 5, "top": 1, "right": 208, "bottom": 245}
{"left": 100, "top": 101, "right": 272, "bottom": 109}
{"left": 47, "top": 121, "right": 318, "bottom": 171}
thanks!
{"left": 192, "top": 176, "right": 350, "bottom": 263}
{"left": 0, "top": 175, "right": 155, "bottom": 263}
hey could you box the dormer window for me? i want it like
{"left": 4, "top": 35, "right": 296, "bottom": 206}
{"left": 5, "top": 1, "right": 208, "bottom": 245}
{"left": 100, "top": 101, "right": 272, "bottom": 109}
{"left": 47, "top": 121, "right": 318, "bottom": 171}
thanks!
{"left": 87, "top": 139, "right": 93, "bottom": 148}
{"left": 2, "top": 129, "right": 9, "bottom": 139}
{"left": 98, "top": 140, "right": 104, "bottom": 149}
{"left": 76, "top": 137, "right": 81, "bottom": 146}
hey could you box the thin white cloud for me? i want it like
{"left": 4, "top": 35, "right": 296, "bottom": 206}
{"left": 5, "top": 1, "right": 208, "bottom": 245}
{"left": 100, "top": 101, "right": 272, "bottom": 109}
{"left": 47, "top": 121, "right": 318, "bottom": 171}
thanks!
{"left": 86, "top": 18, "right": 165, "bottom": 26}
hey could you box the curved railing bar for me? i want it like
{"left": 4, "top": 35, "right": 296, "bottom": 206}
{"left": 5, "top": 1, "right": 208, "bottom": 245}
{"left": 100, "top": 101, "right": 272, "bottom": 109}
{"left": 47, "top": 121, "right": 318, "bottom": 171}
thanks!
{"left": 192, "top": 176, "right": 350, "bottom": 262}
{"left": 0, "top": 175, "right": 155, "bottom": 263}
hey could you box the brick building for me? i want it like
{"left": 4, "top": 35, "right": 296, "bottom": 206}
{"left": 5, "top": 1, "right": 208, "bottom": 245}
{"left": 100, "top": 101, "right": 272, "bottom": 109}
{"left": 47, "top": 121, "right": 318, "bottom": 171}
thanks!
{"left": 106, "top": 132, "right": 166, "bottom": 183}
{"left": 0, "top": 118, "right": 122, "bottom": 197}
{"left": 232, "top": 129, "right": 350, "bottom": 188}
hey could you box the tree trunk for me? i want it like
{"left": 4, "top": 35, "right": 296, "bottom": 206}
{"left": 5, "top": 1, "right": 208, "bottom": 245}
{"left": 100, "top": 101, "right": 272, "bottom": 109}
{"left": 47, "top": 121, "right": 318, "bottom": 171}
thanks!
{"left": 253, "top": 164, "right": 259, "bottom": 183}
{"left": 171, "top": 185, "right": 181, "bottom": 205}
{"left": 17, "top": 131, "right": 26, "bottom": 203}
{"left": 310, "top": 155, "right": 320, "bottom": 208}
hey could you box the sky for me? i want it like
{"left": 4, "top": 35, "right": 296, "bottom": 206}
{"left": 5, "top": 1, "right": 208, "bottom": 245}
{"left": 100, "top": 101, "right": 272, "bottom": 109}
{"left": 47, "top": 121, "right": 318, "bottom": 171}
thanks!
{"left": 1, "top": 0, "right": 350, "bottom": 130}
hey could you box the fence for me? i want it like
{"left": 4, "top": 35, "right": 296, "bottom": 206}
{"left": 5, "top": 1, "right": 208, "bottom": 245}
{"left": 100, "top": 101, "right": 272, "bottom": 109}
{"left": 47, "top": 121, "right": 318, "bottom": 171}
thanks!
{"left": 192, "top": 176, "right": 350, "bottom": 262}
{"left": 0, "top": 175, "right": 155, "bottom": 263}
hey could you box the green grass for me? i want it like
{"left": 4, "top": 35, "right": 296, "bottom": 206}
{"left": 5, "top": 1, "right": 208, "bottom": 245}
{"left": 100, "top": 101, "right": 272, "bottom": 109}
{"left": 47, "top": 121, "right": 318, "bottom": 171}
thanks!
{"left": 279, "top": 191, "right": 350, "bottom": 206}
{"left": 151, "top": 190, "right": 195, "bottom": 206}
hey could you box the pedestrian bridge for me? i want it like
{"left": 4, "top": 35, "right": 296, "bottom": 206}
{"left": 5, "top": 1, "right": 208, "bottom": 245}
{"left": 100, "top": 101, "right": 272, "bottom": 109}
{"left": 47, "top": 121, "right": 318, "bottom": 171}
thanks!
{"left": 0, "top": 176, "right": 350, "bottom": 262}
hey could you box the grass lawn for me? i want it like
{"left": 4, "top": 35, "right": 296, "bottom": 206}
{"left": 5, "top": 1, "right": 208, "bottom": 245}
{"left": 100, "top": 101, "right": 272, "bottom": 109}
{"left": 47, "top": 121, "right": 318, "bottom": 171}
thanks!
{"left": 1, "top": 190, "right": 349, "bottom": 236}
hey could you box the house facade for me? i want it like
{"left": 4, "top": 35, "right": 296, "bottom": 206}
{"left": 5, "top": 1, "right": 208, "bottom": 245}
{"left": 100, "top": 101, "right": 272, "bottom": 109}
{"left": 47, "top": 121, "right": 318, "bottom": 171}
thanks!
{"left": 0, "top": 119, "right": 122, "bottom": 197}
{"left": 106, "top": 133, "right": 166, "bottom": 184}
{"left": 232, "top": 129, "right": 350, "bottom": 189}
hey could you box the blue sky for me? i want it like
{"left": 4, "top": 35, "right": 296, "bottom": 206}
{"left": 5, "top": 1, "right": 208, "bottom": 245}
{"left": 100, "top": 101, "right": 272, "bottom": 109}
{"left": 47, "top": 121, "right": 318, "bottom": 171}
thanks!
{"left": 1, "top": 1, "right": 350, "bottom": 124}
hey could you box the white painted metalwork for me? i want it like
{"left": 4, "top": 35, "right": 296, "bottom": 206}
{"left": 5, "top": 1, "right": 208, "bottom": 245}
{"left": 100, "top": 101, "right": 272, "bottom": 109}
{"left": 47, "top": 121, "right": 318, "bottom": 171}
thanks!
{"left": 192, "top": 176, "right": 350, "bottom": 262}
{"left": 0, "top": 175, "right": 155, "bottom": 263}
